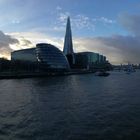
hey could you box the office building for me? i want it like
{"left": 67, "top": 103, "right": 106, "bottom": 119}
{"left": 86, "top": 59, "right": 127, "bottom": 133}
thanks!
{"left": 75, "top": 52, "right": 107, "bottom": 69}
{"left": 11, "top": 48, "right": 37, "bottom": 62}
{"left": 11, "top": 43, "right": 70, "bottom": 70}
{"left": 63, "top": 17, "right": 75, "bottom": 67}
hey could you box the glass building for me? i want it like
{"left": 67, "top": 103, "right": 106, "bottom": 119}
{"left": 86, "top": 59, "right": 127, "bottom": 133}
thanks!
{"left": 63, "top": 17, "right": 75, "bottom": 67}
{"left": 36, "top": 43, "right": 70, "bottom": 69}
{"left": 11, "top": 48, "right": 37, "bottom": 62}
{"left": 75, "top": 52, "right": 106, "bottom": 69}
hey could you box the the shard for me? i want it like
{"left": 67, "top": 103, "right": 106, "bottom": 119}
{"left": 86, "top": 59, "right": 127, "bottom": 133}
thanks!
{"left": 63, "top": 17, "right": 75, "bottom": 66}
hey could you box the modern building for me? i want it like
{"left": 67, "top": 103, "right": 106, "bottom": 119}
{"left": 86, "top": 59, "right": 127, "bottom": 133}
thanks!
{"left": 98, "top": 55, "right": 106, "bottom": 63}
{"left": 63, "top": 17, "right": 75, "bottom": 67}
{"left": 103, "top": 56, "right": 106, "bottom": 62}
{"left": 36, "top": 43, "right": 69, "bottom": 69}
{"left": 11, "top": 48, "right": 37, "bottom": 62}
{"left": 11, "top": 43, "right": 70, "bottom": 70}
{"left": 11, "top": 16, "right": 109, "bottom": 71}
{"left": 75, "top": 52, "right": 107, "bottom": 69}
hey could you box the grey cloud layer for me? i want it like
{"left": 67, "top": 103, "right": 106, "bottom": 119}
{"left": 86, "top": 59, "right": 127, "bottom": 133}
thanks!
{"left": 0, "top": 31, "right": 34, "bottom": 57}
{"left": 74, "top": 14, "right": 140, "bottom": 64}
{"left": 75, "top": 35, "right": 140, "bottom": 64}
{"left": 119, "top": 14, "right": 140, "bottom": 36}
{"left": 0, "top": 31, "right": 18, "bottom": 55}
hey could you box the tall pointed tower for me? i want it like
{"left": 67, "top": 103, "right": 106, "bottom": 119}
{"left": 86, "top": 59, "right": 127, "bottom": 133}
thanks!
{"left": 63, "top": 17, "right": 75, "bottom": 67}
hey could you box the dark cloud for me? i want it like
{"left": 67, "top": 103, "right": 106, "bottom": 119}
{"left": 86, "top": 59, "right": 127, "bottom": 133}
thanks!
{"left": 0, "top": 31, "right": 35, "bottom": 58}
{"left": 17, "top": 37, "right": 33, "bottom": 49}
{"left": 0, "top": 31, "right": 18, "bottom": 46}
{"left": 0, "top": 31, "right": 19, "bottom": 56}
{"left": 75, "top": 35, "right": 140, "bottom": 64}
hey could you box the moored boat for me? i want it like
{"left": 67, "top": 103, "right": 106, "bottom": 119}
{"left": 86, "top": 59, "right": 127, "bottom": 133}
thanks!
{"left": 95, "top": 71, "right": 110, "bottom": 77}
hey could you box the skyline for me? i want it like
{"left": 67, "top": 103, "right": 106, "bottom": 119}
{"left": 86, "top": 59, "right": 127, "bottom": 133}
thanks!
{"left": 0, "top": 0, "right": 140, "bottom": 64}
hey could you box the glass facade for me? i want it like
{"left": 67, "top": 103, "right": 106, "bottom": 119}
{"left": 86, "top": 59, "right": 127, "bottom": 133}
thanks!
{"left": 99, "top": 55, "right": 106, "bottom": 63}
{"left": 63, "top": 17, "right": 75, "bottom": 66}
{"left": 11, "top": 48, "right": 37, "bottom": 62}
{"left": 75, "top": 52, "right": 106, "bottom": 69}
{"left": 36, "top": 43, "right": 70, "bottom": 69}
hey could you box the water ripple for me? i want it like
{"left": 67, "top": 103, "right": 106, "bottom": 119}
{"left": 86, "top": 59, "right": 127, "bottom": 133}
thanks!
{"left": 0, "top": 71, "right": 140, "bottom": 139}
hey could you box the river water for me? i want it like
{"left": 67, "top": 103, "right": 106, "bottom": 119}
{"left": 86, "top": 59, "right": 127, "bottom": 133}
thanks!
{"left": 0, "top": 71, "right": 140, "bottom": 140}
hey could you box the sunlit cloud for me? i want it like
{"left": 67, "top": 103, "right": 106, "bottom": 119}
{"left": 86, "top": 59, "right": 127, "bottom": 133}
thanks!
{"left": 0, "top": 31, "right": 19, "bottom": 59}
{"left": 9, "top": 31, "right": 64, "bottom": 50}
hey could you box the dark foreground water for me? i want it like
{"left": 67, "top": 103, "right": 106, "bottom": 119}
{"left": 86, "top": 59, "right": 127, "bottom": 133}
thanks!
{"left": 1, "top": 71, "right": 140, "bottom": 140}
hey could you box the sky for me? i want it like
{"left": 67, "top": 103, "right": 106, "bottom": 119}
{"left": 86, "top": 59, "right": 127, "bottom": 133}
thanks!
{"left": 0, "top": 0, "right": 140, "bottom": 64}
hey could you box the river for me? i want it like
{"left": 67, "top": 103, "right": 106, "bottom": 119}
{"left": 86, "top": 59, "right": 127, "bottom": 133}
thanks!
{"left": 0, "top": 71, "right": 140, "bottom": 140}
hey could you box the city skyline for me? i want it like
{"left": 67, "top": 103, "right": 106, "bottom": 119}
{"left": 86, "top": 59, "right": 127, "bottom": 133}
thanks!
{"left": 0, "top": 0, "right": 140, "bottom": 64}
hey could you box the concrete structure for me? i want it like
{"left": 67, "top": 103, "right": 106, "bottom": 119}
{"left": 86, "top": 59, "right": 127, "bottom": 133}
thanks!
{"left": 63, "top": 17, "right": 75, "bottom": 67}
{"left": 11, "top": 48, "right": 37, "bottom": 62}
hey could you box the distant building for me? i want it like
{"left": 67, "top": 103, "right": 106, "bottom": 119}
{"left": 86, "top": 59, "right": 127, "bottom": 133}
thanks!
{"left": 11, "top": 48, "right": 37, "bottom": 62}
{"left": 63, "top": 17, "right": 75, "bottom": 67}
{"left": 36, "top": 43, "right": 70, "bottom": 69}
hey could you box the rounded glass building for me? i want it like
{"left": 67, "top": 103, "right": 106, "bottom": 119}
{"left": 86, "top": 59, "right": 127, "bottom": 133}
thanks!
{"left": 36, "top": 43, "right": 70, "bottom": 69}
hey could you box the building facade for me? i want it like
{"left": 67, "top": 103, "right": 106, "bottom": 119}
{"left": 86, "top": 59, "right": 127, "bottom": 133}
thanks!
{"left": 36, "top": 43, "right": 70, "bottom": 69}
{"left": 11, "top": 48, "right": 37, "bottom": 62}
{"left": 75, "top": 52, "right": 107, "bottom": 69}
{"left": 11, "top": 43, "right": 70, "bottom": 70}
{"left": 63, "top": 17, "right": 75, "bottom": 67}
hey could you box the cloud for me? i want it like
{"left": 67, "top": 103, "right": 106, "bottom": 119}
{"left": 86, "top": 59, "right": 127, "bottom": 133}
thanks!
{"left": 0, "top": 31, "right": 36, "bottom": 59}
{"left": 72, "top": 14, "right": 140, "bottom": 64}
{"left": 57, "top": 9, "right": 115, "bottom": 31}
{"left": 56, "top": 6, "right": 62, "bottom": 11}
{"left": 74, "top": 35, "right": 140, "bottom": 64}
{"left": 2, "top": 13, "right": 140, "bottom": 64}
{"left": 72, "top": 15, "right": 95, "bottom": 30}
{"left": 8, "top": 13, "right": 140, "bottom": 64}
{"left": 119, "top": 13, "right": 140, "bottom": 36}
{"left": 0, "top": 31, "right": 19, "bottom": 58}
{"left": 58, "top": 12, "right": 70, "bottom": 23}
{"left": 12, "top": 19, "right": 20, "bottom": 24}
{"left": 9, "top": 31, "right": 64, "bottom": 50}
{"left": 99, "top": 17, "right": 115, "bottom": 24}
{"left": 10, "top": 37, "right": 34, "bottom": 50}
{"left": 58, "top": 13, "right": 95, "bottom": 30}
{"left": 55, "top": 4, "right": 115, "bottom": 28}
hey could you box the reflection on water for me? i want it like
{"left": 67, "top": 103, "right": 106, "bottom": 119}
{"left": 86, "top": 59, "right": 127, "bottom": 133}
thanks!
{"left": 0, "top": 71, "right": 140, "bottom": 139}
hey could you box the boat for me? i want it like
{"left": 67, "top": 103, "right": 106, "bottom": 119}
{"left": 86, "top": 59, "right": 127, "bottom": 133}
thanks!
{"left": 125, "top": 63, "right": 136, "bottom": 74}
{"left": 95, "top": 71, "right": 110, "bottom": 77}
